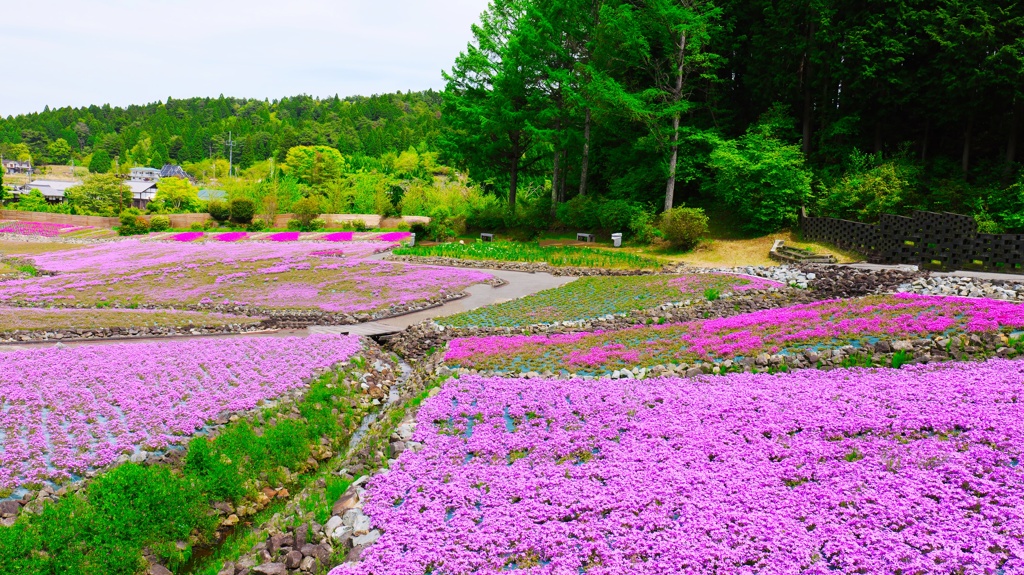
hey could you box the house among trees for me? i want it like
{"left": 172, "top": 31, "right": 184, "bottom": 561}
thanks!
{"left": 160, "top": 164, "right": 192, "bottom": 180}
{"left": 129, "top": 167, "right": 161, "bottom": 182}
{"left": 11, "top": 179, "right": 80, "bottom": 203}
{"left": 1, "top": 159, "right": 32, "bottom": 175}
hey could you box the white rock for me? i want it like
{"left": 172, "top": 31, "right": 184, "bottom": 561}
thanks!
{"left": 351, "top": 529, "right": 380, "bottom": 547}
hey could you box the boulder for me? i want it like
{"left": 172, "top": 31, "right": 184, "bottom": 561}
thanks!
{"left": 252, "top": 564, "right": 287, "bottom": 575}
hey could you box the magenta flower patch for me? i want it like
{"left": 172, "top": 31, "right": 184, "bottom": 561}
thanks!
{"left": 170, "top": 232, "right": 204, "bottom": 242}
{"left": 0, "top": 334, "right": 362, "bottom": 489}
{"left": 214, "top": 231, "right": 248, "bottom": 242}
{"left": 376, "top": 230, "right": 411, "bottom": 241}
{"left": 446, "top": 294, "right": 1024, "bottom": 374}
{"left": 266, "top": 232, "right": 301, "bottom": 242}
{"left": 333, "top": 360, "right": 1024, "bottom": 574}
{"left": 322, "top": 232, "right": 354, "bottom": 242}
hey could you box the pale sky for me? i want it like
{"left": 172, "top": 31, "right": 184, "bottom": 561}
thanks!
{"left": 0, "top": 0, "right": 489, "bottom": 117}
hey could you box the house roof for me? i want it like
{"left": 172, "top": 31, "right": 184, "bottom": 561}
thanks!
{"left": 160, "top": 164, "right": 192, "bottom": 179}
{"left": 198, "top": 189, "right": 226, "bottom": 201}
{"left": 27, "top": 180, "right": 80, "bottom": 192}
{"left": 125, "top": 180, "right": 158, "bottom": 198}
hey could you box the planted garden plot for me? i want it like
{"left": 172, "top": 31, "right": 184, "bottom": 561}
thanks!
{"left": 438, "top": 273, "right": 784, "bottom": 327}
{"left": 2, "top": 240, "right": 493, "bottom": 316}
{"left": 394, "top": 241, "right": 662, "bottom": 270}
{"left": 0, "top": 221, "right": 91, "bottom": 238}
{"left": 0, "top": 334, "right": 362, "bottom": 490}
{"left": 334, "top": 361, "right": 1024, "bottom": 574}
{"left": 445, "top": 294, "right": 1024, "bottom": 376}
{"left": 0, "top": 306, "right": 259, "bottom": 335}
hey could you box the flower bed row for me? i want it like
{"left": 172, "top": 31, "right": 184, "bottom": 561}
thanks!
{"left": 168, "top": 231, "right": 410, "bottom": 243}
{"left": 0, "top": 334, "right": 363, "bottom": 490}
{"left": 445, "top": 294, "right": 1024, "bottom": 376}
{"left": 333, "top": 360, "right": 1024, "bottom": 574}
{"left": 2, "top": 240, "right": 494, "bottom": 317}
{"left": 0, "top": 306, "right": 262, "bottom": 341}
{"left": 0, "top": 221, "right": 92, "bottom": 238}
{"left": 438, "top": 273, "right": 784, "bottom": 328}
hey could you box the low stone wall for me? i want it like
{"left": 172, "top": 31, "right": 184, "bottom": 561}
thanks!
{"left": 0, "top": 321, "right": 273, "bottom": 344}
{"left": 384, "top": 254, "right": 676, "bottom": 276}
{"left": 0, "top": 210, "right": 119, "bottom": 228}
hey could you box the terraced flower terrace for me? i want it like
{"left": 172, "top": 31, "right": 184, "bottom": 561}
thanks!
{"left": 438, "top": 273, "right": 784, "bottom": 327}
{"left": 445, "top": 294, "right": 1024, "bottom": 376}
{"left": 0, "top": 307, "right": 260, "bottom": 335}
{"left": 335, "top": 361, "right": 1024, "bottom": 574}
{"left": 0, "top": 334, "right": 363, "bottom": 490}
{"left": 1, "top": 240, "right": 494, "bottom": 317}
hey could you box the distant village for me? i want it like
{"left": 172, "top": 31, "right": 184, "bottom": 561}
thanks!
{"left": 0, "top": 159, "right": 223, "bottom": 209}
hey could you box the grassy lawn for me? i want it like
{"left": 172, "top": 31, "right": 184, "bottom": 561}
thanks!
{"left": 437, "top": 273, "right": 783, "bottom": 328}
{"left": 0, "top": 240, "right": 84, "bottom": 255}
{"left": 394, "top": 240, "right": 663, "bottom": 270}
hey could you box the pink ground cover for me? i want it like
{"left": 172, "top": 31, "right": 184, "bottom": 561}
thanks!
{"left": 377, "top": 231, "right": 412, "bottom": 242}
{"left": 0, "top": 334, "right": 362, "bottom": 489}
{"left": 266, "top": 232, "right": 301, "bottom": 242}
{"left": 214, "top": 231, "right": 248, "bottom": 242}
{"left": 0, "top": 221, "right": 88, "bottom": 237}
{"left": 322, "top": 232, "right": 354, "bottom": 242}
{"left": 334, "top": 360, "right": 1024, "bottom": 574}
{"left": 170, "top": 231, "right": 204, "bottom": 242}
{"left": 446, "top": 294, "right": 1024, "bottom": 374}
{"left": 1, "top": 240, "right": 493, "bottom": 314}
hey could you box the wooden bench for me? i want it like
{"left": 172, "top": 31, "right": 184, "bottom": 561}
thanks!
{"left": 576, "top": 233, "right": 595, "bottom": 242}
{"left": 480, "top": 233, "right": 494, "bottom": 242}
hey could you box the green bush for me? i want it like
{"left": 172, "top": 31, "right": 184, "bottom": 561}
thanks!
{"left": 659, "top": 206, "right": 709, "bottom": 250}
{"left": 291, "top": 196, "right": 322, "bottom": 229}
{"left": 228, "top": 198, "right": 256, "bottom": 224}
{"left": 189, "top": 222, "right": 204, "bottom": 231}
{"left": 149, "top": 215, "right": 170, "bottom": 232}
{"left": 117, "top": 209, "right": 150, "bottom": 236}
{"left": 706, "top": 107, "right": 812, "bottom": 234}
{"left": 286, "top": 219, "right": 303, "bottom": 231}
{"left": 628, "top": 210, "right": 658, "bottom": 245}
{"left": 426, "top": 206, "right": 458, "bottom": 241}
{"left": 247, "top": 218, "right": 267, "bottom": 232}
{"left": 207, "top": 200, "right": 231, "bottom": 223}
{"left": 466, "top": 195, "right": 506, "bottom": 231}
{"left": 556, "top": 195, "right": 601, "bottom": 230}
{"left": 395, "top": 221, "right": 411, "bottom": 231}
{"left": 597, "top": 199, "right": 640, "bottom": 233}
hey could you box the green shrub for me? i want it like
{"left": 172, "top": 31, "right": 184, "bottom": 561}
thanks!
{"left": 189, "top": 222, "right": 204, "bottom": 231}
{"left": 149, "top": 215, "right": 170, "bottom": 232}
{"left": 659, "top": 206, "right": 709, "bottom": 250}
{"left": 426, "top": 206, "right": 458, "bottom": 241}
{"left": 247, "top": 218, "right": 268, "bottom": 232}
{"left": 395, "top": 221, "right": 411, "bottom": 231}
{"left": 228, "top": 198, "right": 256, "bottom": 224}
{"left": 117, "top": 209, "right": 150, "bottom": 236}
{"left": 465, "top": 195, "right": 506, "bottom": 231}
{"left": 291, "top": 196, "right": 322, "bottom": 229}
{"left": 207, "top": 200, "right": 231, "bottom": 223}
{"left": 287, "top": 219, "right": 303, "bottom": 231}
{"left": 556, "top": 195, "right": 601, "bottom": 230}
{"left": 704, "top": 287, "right": 721, "bottom": 301}
{"left": 597, "top": 199, "right": 640, "bottom": 233}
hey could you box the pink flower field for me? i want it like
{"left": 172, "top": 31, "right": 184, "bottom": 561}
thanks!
{"left": 0, "top": 221, "right": 90, "bottom": 237}
{"left": 334, "top": 360, "right": 1024, "bottom": 574}
{"left": 446, "top": 294, "right": 1024, "bottom": 374}
{"left": 0, "top": 334, "right": 362, "bottom": 489}
{"left": 1, "top": 239, "right": 494, "bottom": 315}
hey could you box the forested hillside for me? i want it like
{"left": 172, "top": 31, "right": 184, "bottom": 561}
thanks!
{"left": 2, "top": 0, "right": 1023, "bottom": 234}
{"left": 441, "top": 0, "right": 1024, "bottom": 233}
{"left": 0, "top": 92, "right": 442, "bottom": 170}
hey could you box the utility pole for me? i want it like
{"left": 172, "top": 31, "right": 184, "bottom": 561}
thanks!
{"left": 225, "top": 132, "right": 236, "bottom": 177}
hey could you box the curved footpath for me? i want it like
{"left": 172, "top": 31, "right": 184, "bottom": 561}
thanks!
{"left": 0, "top": 263, "right": 576, "bottom": 352}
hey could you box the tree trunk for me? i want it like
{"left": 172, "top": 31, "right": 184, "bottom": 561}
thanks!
{"left": 801, "top": 22, "right": 816, "bottom": 156}
{"left": 962, "top": 116, "right": 973, "bottom": 176}
{"left": 579, "top": 108, "right": 591, "bottom": 196}
{"left": 551, "top": 148, "right": 561, "bottom": 217}
{"left": 664, "top": 113, "right": 681, "bottom": 212}
{"left": 664, "top": 31, "right": 687, "bottom": 212}
{"left": 1005, "top": 99, "right": 1020, "bottom": 179}
{"left": 920, "top": 120, "right": 930, "bottom": 162}
{"left": 509, "top": 153, "right": 519, "bottom": 213}
{"left": 558, "top": 150, "right": 567, "bottom": 203}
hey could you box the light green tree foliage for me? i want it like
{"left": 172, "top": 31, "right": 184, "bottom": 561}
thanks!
{"left": 706, "top": 108, "right": 812, "bottom": 234}
{"left": 47, "top": 138, "right": 72, "bottom": 164}
{"left": 282, "top": 146, "right": 347, "bottom": 187}
{"left": 818, "top": 150, "right": 919, "bottom": 222}
{"left": 153, "top": 178, "right": 201, "bottom": 212}
{"left": 89, "top": 149, "right": 112, "bottom": 173}
{"left": 6, "top": 143, "right": 32, "bottom": 163}
{"left": 65, "top": 174, "right": 133, "bottom": 216}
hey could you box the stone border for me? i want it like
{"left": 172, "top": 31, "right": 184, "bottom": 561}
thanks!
{"left": 384, "top": 254, "right": 677, "bottom": 276}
